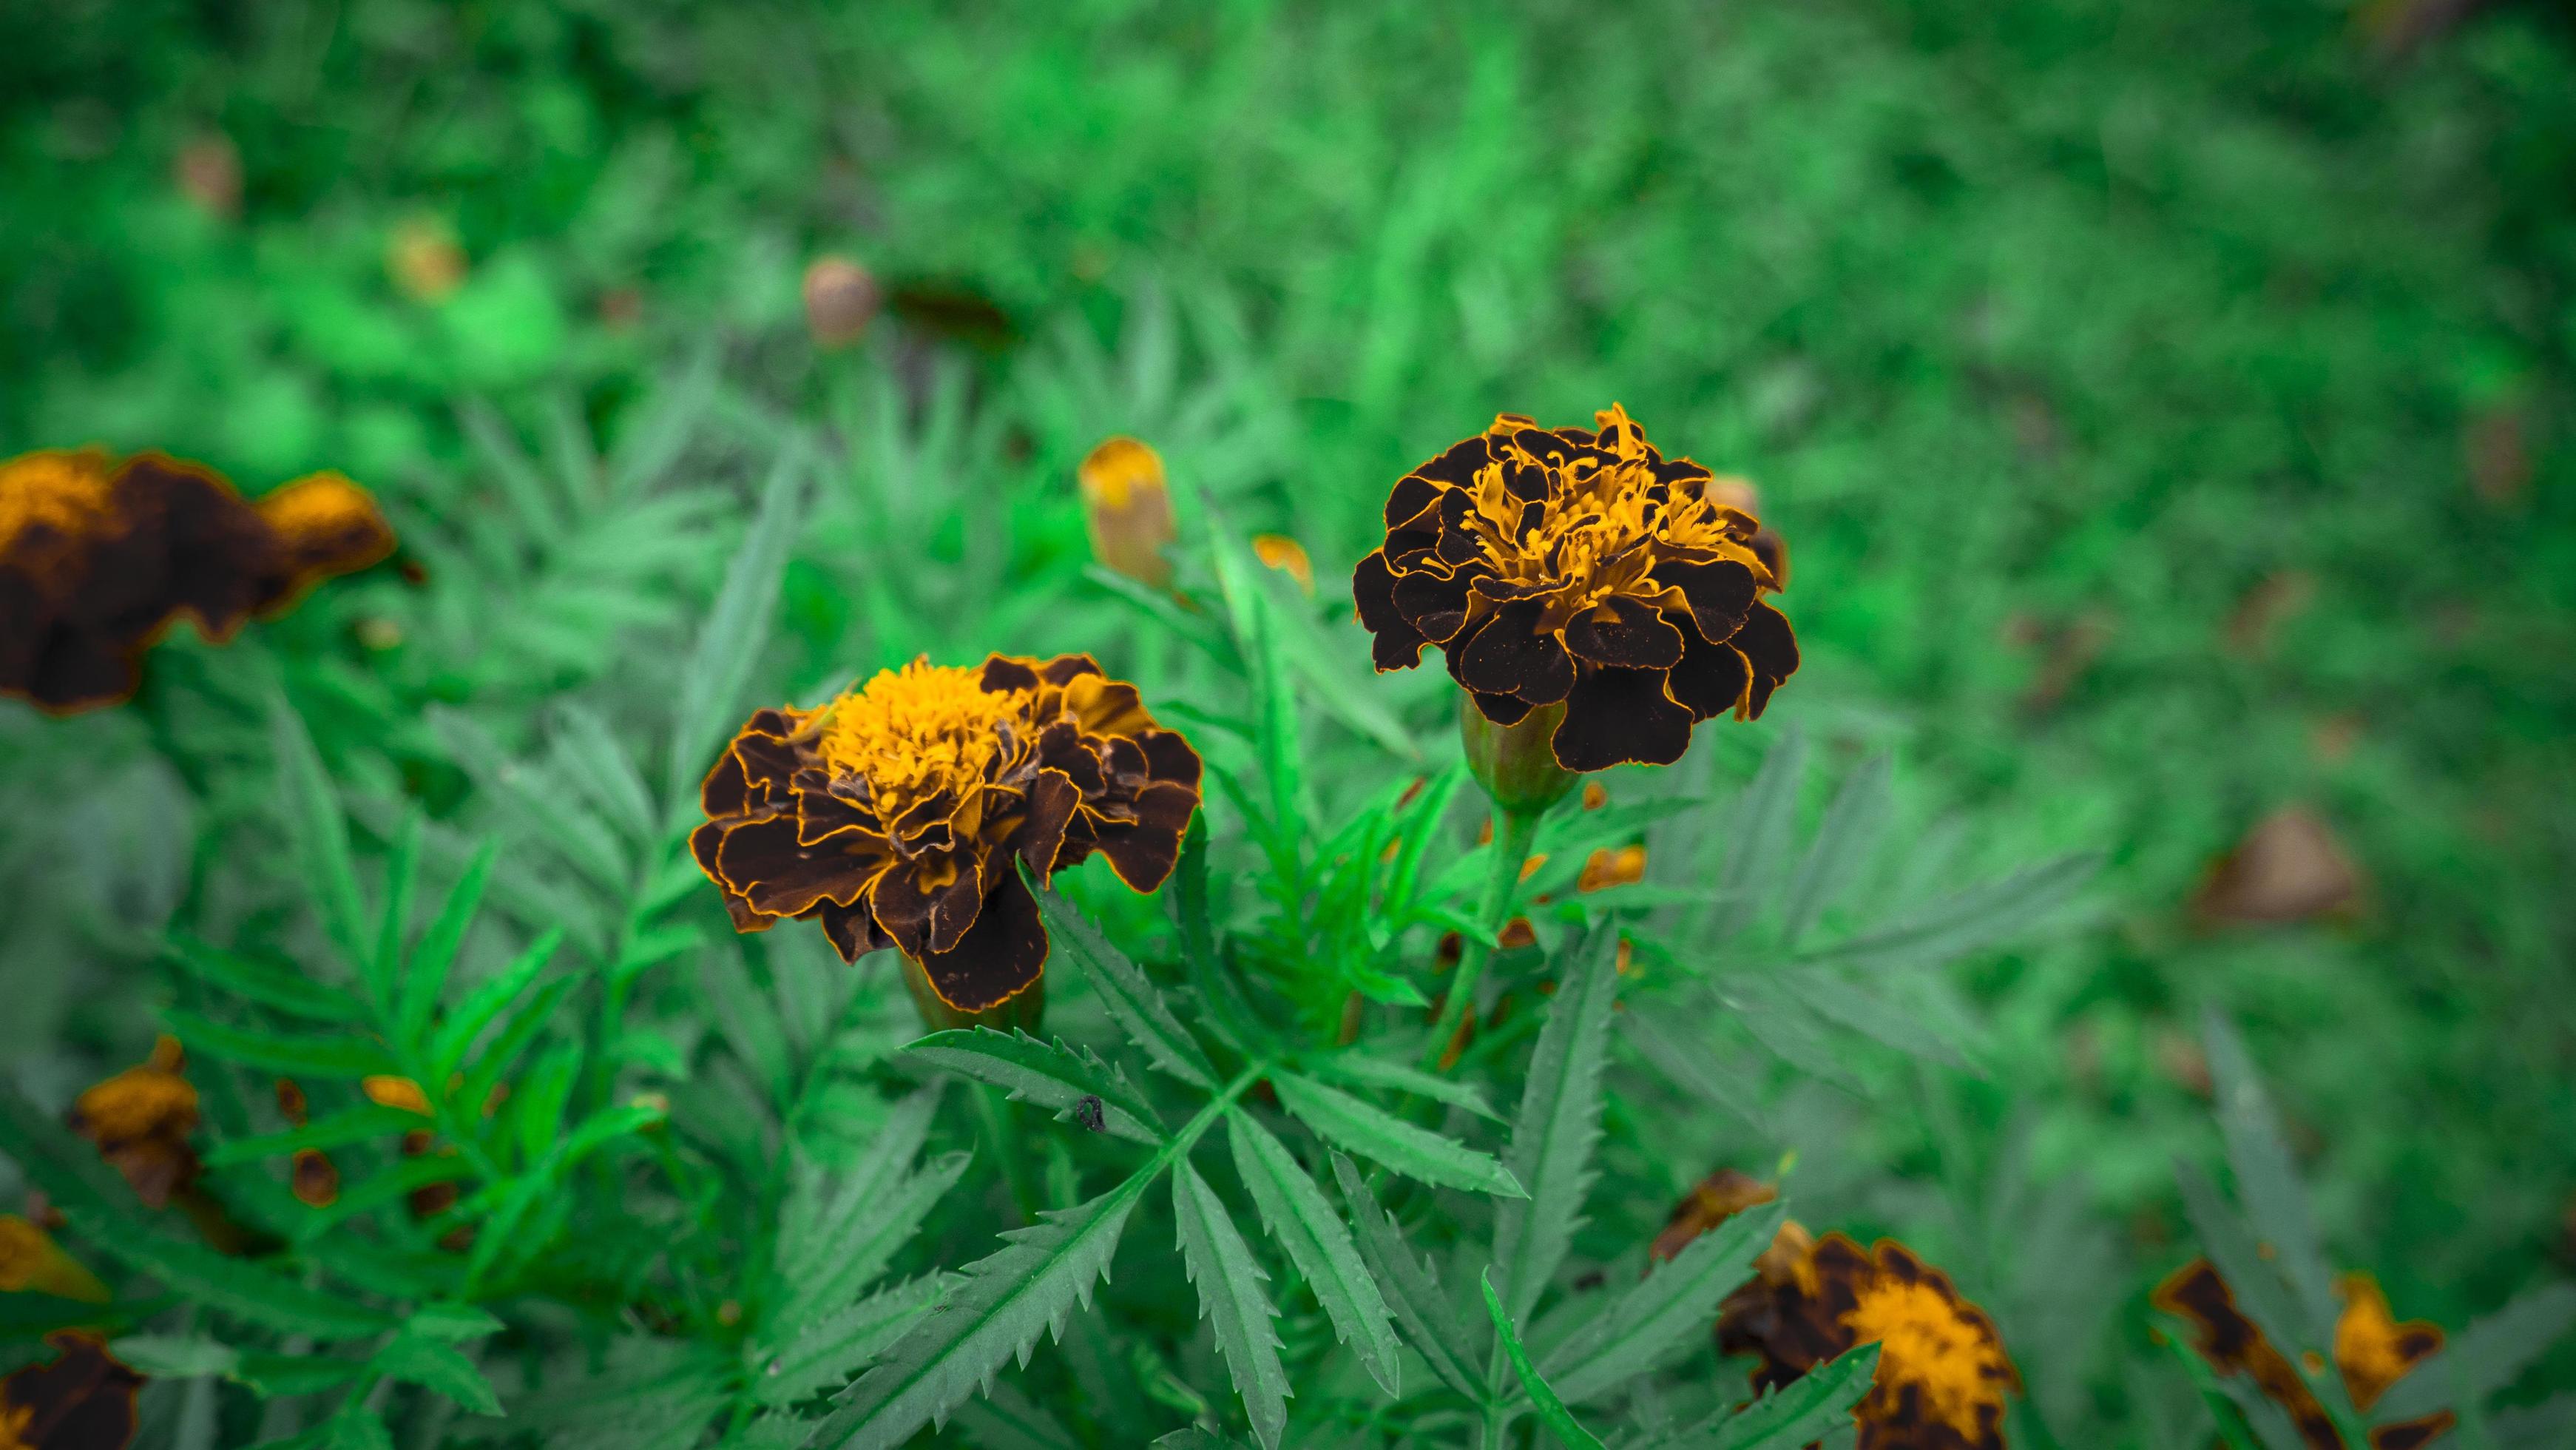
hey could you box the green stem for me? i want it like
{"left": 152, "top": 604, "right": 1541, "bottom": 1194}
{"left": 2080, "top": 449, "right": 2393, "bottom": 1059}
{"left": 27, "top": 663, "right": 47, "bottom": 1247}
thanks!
{"left": 974, "top": 1083, "right": 1041, "bottom": 1226}
{"left": 1155, "top": 1065, "right": 1268, "bottom": 1169}
{"left": 1422, "top": 803, "right": 1542, "bottom": 1073}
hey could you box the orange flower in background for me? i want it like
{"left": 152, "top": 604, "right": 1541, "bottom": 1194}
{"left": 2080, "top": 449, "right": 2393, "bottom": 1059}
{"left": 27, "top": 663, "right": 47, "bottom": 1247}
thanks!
{"left": 2154, "top": 1258, "right": 2453, "bottom": 1449}
{"left": 1720, "top": 1233, "right": 2022, "bottom": 1450}
{"left": 67, "top": 1037, "right": 199, "bottom": 1210}
{"left": 1578, "top": 843, "right": 1646, "bottom": 894}
{"left": 291, "top": 1150, "right": 340, "bottom": 1208}
{"left": 1654, "top": 1170, "right": 2020, "bottom": 1449}
{"left": 692, "top": 654, "right": 1202, "bottom": 1023}
{"left": 0, "top": 1218, "right": 109, "bottom": 1304}
{"left": 0, "top": 1334, "right": 141, "bottom": 1449}
{"left": 1252, "top": 533, "right": 1315, "bottom": 595}
{"left": 1353, "top": 405, "right": 1797, "bottom": 772}
{"left": 2, "top": 449, "right": 396, "bottom": 712}
{"left": 1078, "top": 438, "right": 1178, "bottom": 590}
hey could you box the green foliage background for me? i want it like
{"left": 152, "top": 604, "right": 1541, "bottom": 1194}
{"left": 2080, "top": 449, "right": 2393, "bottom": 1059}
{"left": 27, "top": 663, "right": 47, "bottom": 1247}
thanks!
{"left": 4, "top": 0, "right": 2574, "bottom": 1446}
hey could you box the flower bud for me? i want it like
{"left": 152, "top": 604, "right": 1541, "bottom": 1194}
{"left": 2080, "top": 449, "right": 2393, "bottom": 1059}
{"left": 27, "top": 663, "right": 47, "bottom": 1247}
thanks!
{"left": 1458, "top": 693, "right": 1576, "bottom": 815}
{"left": 388, "top": 218, "right": 467, "bottom": 303}
{"left": 802, "top": 255, "right": 881, "bottom": 348}
{"left": 174, "top": 132, "right": 242, "bottom": 220}
{"left": 1078, "top": 436, "right": 1177, "bottom": 589}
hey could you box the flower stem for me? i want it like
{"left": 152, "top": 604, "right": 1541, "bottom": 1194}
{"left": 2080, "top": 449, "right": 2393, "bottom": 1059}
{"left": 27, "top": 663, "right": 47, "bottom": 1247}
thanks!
{"left": 974, "top": 1082, "right": 1041, "bottom": 1227}
{"left": 1423, "top": 802, "right": 1542, "bottom": 1073}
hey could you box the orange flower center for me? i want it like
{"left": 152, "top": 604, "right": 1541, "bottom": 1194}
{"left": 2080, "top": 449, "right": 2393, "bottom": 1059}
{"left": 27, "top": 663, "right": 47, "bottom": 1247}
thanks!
{"left": 0, "top": 451, "right": 114, "bottom": 548}
{"left": 815, "top": 661, "right": 1033, "bottom": 824}
{"left": 1842, "top": 1277, "right": 2011, "bottom": 1436}
{"left": 1458, "top": 405, "right": 1757, "bottom": 616}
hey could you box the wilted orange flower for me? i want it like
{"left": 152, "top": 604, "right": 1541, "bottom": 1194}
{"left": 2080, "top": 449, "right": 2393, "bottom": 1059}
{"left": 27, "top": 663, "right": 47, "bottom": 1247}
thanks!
{"left": 2154, "top": 1259, "right": 2452, "bottom": 1449}
{"left": 0, "top": 1334, "right": 141, "bottom": 1449}
{"left": 0, "top": 1217, "right": 108, "bottom": 1304}
{"left": 1353, "top": 405, "right": 1798, "bottom": 772}
{"left": 67, "top": 1037, "right": 198, "bottom": 1210}
{"left": 1078, "top": 438, "right": 1178, "bottom": 590}
{"left": 1252, "top": 533, "right": 1315, "bottom": 595}
{"left": 2, "top": 450, "right": 394, "bottom": 712}
{"left": 693, "top": 654, "right": 1202, "bottom": 1022}
{"left": 1714, "top": 1229, "right": 2020, "bottom": 1450}
{"left": 362, "top": 1076, "right": 433, "bottom": 1116}
{"left": 1578, "top": 844, "right": 1646, "bottom": 894}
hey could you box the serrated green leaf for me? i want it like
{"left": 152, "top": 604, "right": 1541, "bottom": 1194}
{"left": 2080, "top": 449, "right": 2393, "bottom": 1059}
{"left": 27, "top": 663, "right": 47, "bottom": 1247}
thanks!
{"left": 1782, "top": 752, "right": 1891, "bottom": 948}
{"left": 1544, "top": 1203, "right": 1786, "bottom": 1404}
{"left": 552, "top": 702, "right": 660, "bottom": 844}
{"left": 1495, "top": 927, "right": 1620, "bottom": 1321}
{"left": 371, "top": 811, "right": 423, "bottom": 1005}
{"left": 155, "top": 1009, "right": 396, "bottom": 1079}
{"left": 109, "top": 1335, "right": 240, "bottom": 1378}
{"left": 1226, "top": 1111, "right": 1401, "bottom": 1396}
{"left": 427, "top": 925, "right": 564, "bottom": 1081}
{"left": 406, "top": 1303, "right": 505, "bottom": 1342}
{"left": 204, "top": 1105, "right": 423, "bottom": 1167}
{"left": 1308, "top": 1051, "right": 1500, "bottom": 1120}
{"left": 945, "top": 1379, "right": 1086, "bottom": 1450}
{"left": 1777, "top": 970, "right": 1976, "bottom": 1070}
{"left": 1808, "top": 852, "right": 2098, "bottom": 970}
{"left": 1173, "top": 1159, "right": 1291, "bottom": 1449}
{"left": 1481, "top": 1268, "right": 1606, "bottom": 1450}
{"left": 802, "top": 1171, "right": 1148, "bottom": 1449}
{"left": 1717, "top": 727, "right": 1807, "bottom": 927}
{"left": 1703, "top": 1341, "right": 1880, "bottom": 1449}
{"left": 162, "top": 936, "right": 366, "bottom": 1025}
{"left": 375, "top": 1330, "right": 501, "bottom": 1414}
{"left": 905, "top": 1028, "right": 1163, "bottom": 1144}
{"left": 399, "top": 840, "right": 496, "bottom": 1048}
{"left": 667, "top": 445, "right": 805, "bottom": 807}
{"left": 1618, "top": 1010, "right": 1771, "bottom": 1136}
{"left": 456, "top": 974, "right": 581, "bottom": 1114}
{"left": 2174, "top": 1160, "right": 2318, "bottom": 1361}
{"left": 1331, "top": 1153, "right": 1481, "bottom": 1400}
{"left": 322, "top": 1406, "right": 396, "bottom": 1450}
{"left": 1033, "top": 877, "right": 1216, "bottom": 1089}
{"left": 270, "top": 696, "right": 369, "bottom": 969}
{"left": 2200, "top": 1011, "right": 2335, "bottom": 1336}
{"left": 1272, "top": 1072, "right": 1524, "bottom": 1198}
{"left": 754, "top": 1274, "right": 948, "bottom": 1406}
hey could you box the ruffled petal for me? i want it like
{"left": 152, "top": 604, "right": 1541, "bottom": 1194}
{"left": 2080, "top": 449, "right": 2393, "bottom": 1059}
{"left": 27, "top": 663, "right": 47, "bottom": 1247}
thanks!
{"left": 1562, "top": 595, "right": 1685, "bottom": 670}
{"left": 913, "top": 866, "right": 1048, "bottom": 1014}
{"left": 1551, "top": 666, "right": 1692, "bottom": 771}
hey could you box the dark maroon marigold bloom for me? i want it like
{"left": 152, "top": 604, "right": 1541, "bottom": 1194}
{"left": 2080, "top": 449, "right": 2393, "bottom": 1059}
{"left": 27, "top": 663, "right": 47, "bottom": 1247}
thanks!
{"left": 1, "top": 449, "right": 395, "bottom": 713}
{"left": 2154, "top": 1259, "right": 2453, "bottom": 1450}
{"left": 1353, "top": 405, "right": 1797, "bottom": 772}
{"left": 692, "top": 655, "right": 1202, "bottom": 1017}
{"left": 0, "top": 1333, "right": 143, "bottom": 1449}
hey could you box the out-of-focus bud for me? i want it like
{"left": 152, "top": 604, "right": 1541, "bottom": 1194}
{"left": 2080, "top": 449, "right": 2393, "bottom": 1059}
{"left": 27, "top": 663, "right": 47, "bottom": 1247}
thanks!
{"left": 175, "top": 132, "right": 243, "bottom": 220}
{"left": 1252, "top": 533, "right": 1315, "bottom": 596}
{"left": 291, "top": 1150, "right": 340, "bottom": 1207}
{"left": 362, "top": 1076, "right": 432, "bottom": 1116}
{"left": 1458, "top": 693, "right": 1576, "bottom": 815}
{"left": 1708, "top": 474, "right": 1790, "bottom": 590}
{"left": 2191, "top": 805, "right": 2363, "bottom": 927}
{"left": 802, "top": 255, "right": 881, "bottom": 348}
{"left": 388, "top": 218, "right": 467, "bottom": 303}
{"left": 1078, "top": 436, "right": 1177, "bottom": 590}
{"left": 0, "top": 1215, "right": 111, "bottom": 1302}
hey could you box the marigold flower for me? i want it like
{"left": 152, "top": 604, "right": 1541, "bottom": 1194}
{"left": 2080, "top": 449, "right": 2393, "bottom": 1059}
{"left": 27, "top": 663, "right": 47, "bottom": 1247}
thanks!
{"left": 692, "top": 654, "right": 1203, "bottom": 1022}
{"left": 388, "top": 217, "right": 467, "bottom": 302}
{"left": 1714, "top": 1229, "right": 2019, "bottom": 1450}
{"left": 1652, "top": 1167, "right": 1777, "bottom": 1264}
{"left": 0, "top": 1217, "right": 109, "bottom": 1304}
{"left": 1078, "top": 438, "right": 1178, "bottom": 590}
{"left": 3, "top": 450, "right": 396, "bottom": 712}
{"left": 2154, "top": 1258, "right": 2453, "bottom": 1449}
{"left": 1353, "top": 405, "right": 1799, "bottom": 772}
{"left": 67, "top": 1037, "right": 199, "bottom": 1210}
{"left": 0, "top": 1334, "right": 141, "bottom": 1450}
